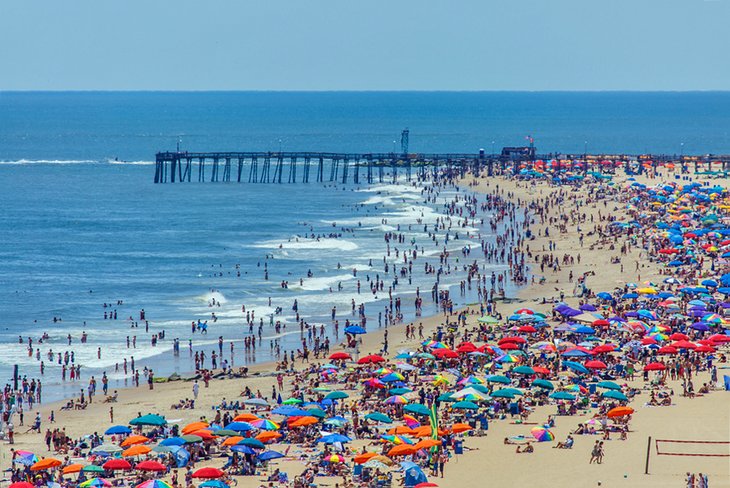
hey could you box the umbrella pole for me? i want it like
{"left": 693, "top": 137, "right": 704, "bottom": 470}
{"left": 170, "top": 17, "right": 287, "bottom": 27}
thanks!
{"left": 644, "top": 436, "right": 652, "bottom": 475}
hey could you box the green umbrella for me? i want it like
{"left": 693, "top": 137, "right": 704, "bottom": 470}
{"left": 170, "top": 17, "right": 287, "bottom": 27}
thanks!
{"left": 129, "top": 414, "right": 167, "bottom": 426}
{"left": 490, "top": 389, "right": 515, "bottom": 399}
{"left": 549, "top": 391, "right": 576, "bottom": 401}
{"left": 502, "top": 388, "right": 524, "bottom": 396}
{"left": 470, "top": 384, "right": 490, "bottom": 394}
{"left": 283, "top": 398, "right": 302, "bottom": 405}
{"left": 531, "top": 379, "right": 554, "bottom": 390}
{"left": 452, "top": 401, "right": 479, "bottom": 410}
{"left": 478, "top": 316, "right": 500, "bottom": 324}
{"left": 404, "top": 404, "right": 431, "bottom": 416}
{"left": 325, "top": 391, "right": 349, "bottom": 400}
{"left": 486, "top": 375, "right": 511, "bottom": 384}
{"left": 416, "top": 353, "right": 435, "bottom": 359}
{"left": 214, "top": 429, "right": 239, "bottom": 437}
{"left": 596, "top": 381, "right": 622, "bottom": 391}
{"left": 181, "top": 434, "right": 203, "bottom": 443}
{"left": 364, "top": 412, "right": 393, "bottom": 423}
{"left": 602, "top": 390, "right": 628, "bottom": 401}
{"left": 307, "top": 407, "right": 327, "bottom": 419}
{"left": 389, "top": 387, "right": 412, "bottom": 395}
{"left": 238, "top": 438, "right": 265, "bottom": 449}
{"left": 81, "top": 465, "right": 105, "bottom": 473}
{"left": 437, "top": 392, "right": 456, "bottom": 402}
{"left": 512, "top": 365, "right": 535, "bottom": 375}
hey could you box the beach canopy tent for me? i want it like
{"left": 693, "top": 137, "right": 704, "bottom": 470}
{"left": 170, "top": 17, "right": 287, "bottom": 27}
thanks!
{"left": 129, "top": 414, "right": 167, "bottom": 426}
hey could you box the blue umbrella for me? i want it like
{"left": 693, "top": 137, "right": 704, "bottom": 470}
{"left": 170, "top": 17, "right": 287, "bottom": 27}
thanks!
{"left": 596, "top": 292, "right": 612, "bottom": 300}
{"left": 104, "top": 425, "right": 131, "bottom": 435}
{"left": 549, "top": 391, "right": 576, "bottom": 401}
{"left": 622, "top": 292, "right": 639, "bottom": 299}
{"left": 200, "top": 482, "right": 229, "bottom": 488}
{"left": 563, "top": 361, "right": 589, "bottom": 374}
{"left": 344, "top": 326, "right": 367, "bottom": 335}
{"left": 225, "top": 422, "right": 254, "bottom": 432}
{"left": 258, "top": 450, "right": 284, "bottom": 461}
{"left": 319, "top": 434, "right": 351, "bottom": 444}
{"left": 272, "top": 406, "right": 308, "bottom": 416}
{"left": 575, "top": 326, "right": 595, "bottom": 334}
{"left": 160, "top": 437, "right": 186, "bottom": 446}
{"left": 230, "top": 445, "right": 256, "bottom": 454}
{"left": 403, "top": 404, "right": 431, "bottom": 416}
{"left": 602, "top": 390, "right": 628, "bottom": 401}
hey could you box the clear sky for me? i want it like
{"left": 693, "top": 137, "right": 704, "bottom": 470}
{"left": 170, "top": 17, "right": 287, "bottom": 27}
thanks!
{"left": 2, "top": 0, "right": 729, "bottom": 91}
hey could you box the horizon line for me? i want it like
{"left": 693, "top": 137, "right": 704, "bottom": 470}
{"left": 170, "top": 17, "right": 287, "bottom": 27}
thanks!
{"left": 2, "top": 89, "right": 730, "bottom": 94}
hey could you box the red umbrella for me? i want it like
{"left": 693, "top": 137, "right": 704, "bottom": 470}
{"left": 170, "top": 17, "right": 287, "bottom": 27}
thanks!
{"left": 670, "top": 340, "right": 697, "bottom": 349}
{"left": 709, "top": 334, "right": 730, "bottom": 343}
{"left": 694, "top": 345, "right": 716, "bottom": 353}
{"left": 498, "top": 342, "right": 519, "bottom": 350}
{"left": 499, "top": 336, "right": 527, "bottom": 344}
{"left": 477, "top": 345, "right": 495, "bottom": 354}
{"left": 192, "top": 467, "right": 225, "bottom": 479}
{"left": 669, "top": 333, "right": 689, "bottom": 341}
{"left": 456, "top": 342, "right": 477, "bottom": 353}
{"left": 136, "top": 460, "right": 167, "bottom": 472}
{"left": 592, "top": 344, "right": 615, "bottom": 354}
{"left": 641, "top": 337, "right": 658, "bottom": 345}
{"left": 357, "top": 354, "right": 385, "bottom": 364}
{"left": 657, "top": 346, "right": 678, "bottom": 355}
{"left": 329, "top": 352, "right": 351, "bottom": 360}
{"left": 532, "top": 366, "right": 551, "bottom": 375}
{"left": 433, "top": 349, "right": 458, "bottom": 359}
{"left": 584, "top": 360, "right": 607, "bottom": 370}
{"left": 517, "top": 325, "right": 537, "bottom": 333}
{"left": 415, "top": 484, "right": 439, "bottom": 488}
{"left": 644, "top": 362, "right": 666, "bottom": 371}
{"left": 103, "top": 459, "right": 132, "bottom": 471}
{"left": 10, "top": 483, "right": 35, "bottom": 488}
{"left": 592, "top": 319, "right": 610, "bottom": 327}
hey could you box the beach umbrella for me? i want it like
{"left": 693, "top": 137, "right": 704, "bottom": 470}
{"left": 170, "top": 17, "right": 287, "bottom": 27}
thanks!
{"left": 243, "top": 398, "right": 269, "bottom": 407}
{"left": 602, "top": 390, "right": 629, "bottom": 401}
{"left": 104, "top": 425, "right": 131, "bottom": 435}
{"left": 181, "top": 421, "right": 209, "bottom": 434}
{"left": 102, "top": 459, "right": 131, "bottom": 471}
{"left": 224, "top": 422, "right": 254, "bottom": 432}
{"left": 249, "top": 419, "right": 280, "bottom": 431}
{"left": 159, "top": 437, "right": 186, "bottom": 446}
{"left": 222, "top": 436, "right": 244, "bottom": 447}
{"left": 478, "top": 316, "right": 500, "bottom": 324}
{"left": 344, "top": 325, "right": 367, "bottom": 335}
{"left": 387, "top": 426, "right": 416, "bottom": 435}
{"left": 31, "top": 458, "right": 62, "bottom": 471}
{"left": 258, "top": 450, "right": 285, "bottom": 461}
{"left": 563, "top": 361, "right": 589, "bottom": 374}
{"left": 123, "top": 445, "right": 151, "bottom": 457}
{"left": 531, "top": 379, "right": 554, "bottom": 390}
{"left": 388, "top": 445, "right": 417, "bottom": 457}
{"left": 9, "top": 483, "right": 35, "bottom": 488}
{"left": 385, "top": 395, "right": 409, "bottom": 405}
{"left": 319, "top": 434, "right": 352, "bottom": 444}
{"left": 354, "top": 452, "right": 377, "bottom": 464}
{"left": 450, "top": 423, "right": 473, "bottom": 434}
{"left": 404, "top": 404, "right": 431, "bottom": 416}
{"left": 452, "top": 401, "right": 479, "bottom": 410}
{"left": 530, "top": 427, "right": 555, "bottom": 442}
{"left": 487, "top": 374, "right": 511, "bottom": 384}
{"left": 214, "top": 429, "right": 239, "bottom": 437}
{"left": 490, "top": 389, "right": 515, "bottom": 399}
{"left": 306, "top": 407, "right": 327, "bottom": 419}
{"left": 607, "top": 406, "right": 635, "bottom": 418}
{"left": 585, "top": 360, "right": 607, "bottom": 370}
{"left": 120, "top": 435, "right": 149, "bottom": 447}
{"left": 12, "top": 451, "right": 39, "bottom": 466}
{"left": 365, "top": 412, "right": 393, "bottom": 423}
{"left": 256, "top": 430, "right": 283, "bottom": 442}
{"left": 272, "top": 406, "right": 308, "bottom": 416}
{"left": 198, "top": 482, "right": 229, "bottom": 488}
{"left": 596, "top": 381, "right": 622, "bottom": 391}
{"left": 230, "top": 445, "right": 256, "bottom": 455}
{"left": 237, "top": 438, "right": 266, "bottom": 449}
{"left": 81, "top": 465, "right": 105, "bottom": 474}
{"left": 192, "top": 467, "right": 225, "bottom": 479}
{"left": 325, "top": 454, "right": 346, "bottom": 463}
{"left": 135, "top": 461, "right": 166, "bottom": 472}
{"left": 233, "top": 413, "right": 260, "bottom": 422}
{"left": 357, "top": 354, "right": 385, "bottom": 364}
{"left": 325, "top": 391, "right": 349, "bottom": 400}
{"left": 389, "top": 387, "right": 413, "bottom": 395}
{"left": 329, "top": 352, "right": 351, "bottom": 360}
{"left": 129, "top": 414, "right": 166, "bottom": 426}
{"left": 414, "top": 439, "right": 442, "bottom": 450}
{"left": 137, "top": 481, "right": 174, "bottom": 488}
{"left": 282, "top": 397, "right": 302, "bottom": 405}
{"left": 549, "top": 391, "right": 576, "bottom": 401}
{"left": 512, "top": 365, "right": 535, "bottom": 375}
{"left": 61, "top": 464, "right": 85, "bottom": 475}
{"left": 79, "top": 479, "right": 111, "bottom": 488}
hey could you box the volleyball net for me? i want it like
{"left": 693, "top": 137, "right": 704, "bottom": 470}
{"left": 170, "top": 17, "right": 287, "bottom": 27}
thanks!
{"left": 655, "top": 439, "right": 730, "bottom": 457}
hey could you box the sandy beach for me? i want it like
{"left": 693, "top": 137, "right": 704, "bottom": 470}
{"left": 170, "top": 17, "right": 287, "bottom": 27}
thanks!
{"left": 3, "top": 167, "right": 729, "bottom": 488}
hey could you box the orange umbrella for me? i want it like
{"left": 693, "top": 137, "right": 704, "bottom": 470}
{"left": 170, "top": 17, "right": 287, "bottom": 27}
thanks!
{"left": 120, "top": 435, "right": 149, "bottom": 447}
{"left": 256, "top": 431, "right": 282, "bottom": 442}
{"left": 233, "top": 413, "right": 260, "bottom": 422}
{"left": 123, "top": 445, "right": 152, "bottom": 457}
{"left": 412, "top": 426, "right": 447, "bottom": 438}
{"left": 31, "top": 458, "right": 62, "bottom": 471}
{"left": 413, "top": 439, "right": 441, "bottom": 450}
{"left": 182, "top": 421, "right": 209, "bottom": 435}
{"left": 221, "top": 436, "right": 244, "bottom": 447}
{"left": 289, "top": 416, "right": 319, "bottom": 427}
{"left": 353, "top": 452, "right": 377, "bottom": 464}
{"left": 61, "top": 464, "right": 84, "bottom": 475}
{"left": 450, "top": 423, "right": 473, "bottom": 434}
{"left": 191, "top": 429, "right": 216, "bottom": 440}
{"left": 387, "top": 426, "right": 415, "bottom": 435}
{"left": 607, "top": 406, "right": 635, "bottom": 418}
{"left": 387, "top": 445, "right": 416, "bottom": 457}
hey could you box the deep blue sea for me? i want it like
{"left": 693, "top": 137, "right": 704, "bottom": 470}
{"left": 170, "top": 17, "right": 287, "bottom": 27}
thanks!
{"left": 1, "top": 91, "right": 729, "bottom": 401}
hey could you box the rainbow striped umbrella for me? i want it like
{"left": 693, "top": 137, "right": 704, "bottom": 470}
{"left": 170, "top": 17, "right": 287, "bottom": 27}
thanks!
{"left": 380, "top": 434, "right": 414, "bottom": 445}
{"left": 249, "top": 419, "right": 280, "bottom": 431}
{"left": 384, "top": 395, "right": 409, "bottom": 405}
{"left": 136, "top": 481, "right": 174, "bottom": 488}
{"left": 530, "top": 427, "right": 555, "bottom": 442}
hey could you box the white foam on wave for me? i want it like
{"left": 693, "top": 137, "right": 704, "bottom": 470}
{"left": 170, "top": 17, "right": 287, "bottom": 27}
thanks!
{"left": 107, "top": 159, "right": 155, "bottom": 165}
{"left": 288, "top": 273, "right": 356, "bottom": 291}
{"left": 0, "top": 159, "right": 97, "bottom": 165}
{"left": 253, "top": 237, "right": 359, "bottom": 252}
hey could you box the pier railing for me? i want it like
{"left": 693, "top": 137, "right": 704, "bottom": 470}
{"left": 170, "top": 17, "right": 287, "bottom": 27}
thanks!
{"left": 154, "top": 151, "right": 730, "bottom": 184}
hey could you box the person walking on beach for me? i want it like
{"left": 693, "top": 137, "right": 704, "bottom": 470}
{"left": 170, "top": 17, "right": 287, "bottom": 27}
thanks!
{"left": 589, "top": 440, "right": 600, "bottom": 464}
{"left": 192, "top": 380, "right": 199, "bottom": 399}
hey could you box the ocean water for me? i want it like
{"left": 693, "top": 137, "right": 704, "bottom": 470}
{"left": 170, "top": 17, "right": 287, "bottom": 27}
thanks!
{"left": 1, "top": 91, "right": 729, "bottom": 402}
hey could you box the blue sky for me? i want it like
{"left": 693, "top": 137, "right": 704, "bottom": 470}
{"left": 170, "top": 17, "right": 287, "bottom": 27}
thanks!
{"left": 2, "top": 0, "right": 729, "bottom": 90}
